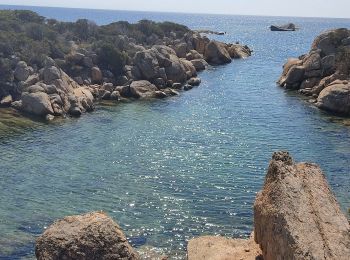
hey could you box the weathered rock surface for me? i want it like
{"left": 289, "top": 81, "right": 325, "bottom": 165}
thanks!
{"left": 192, "top": 33, "right": 210, "bottom": 55}
{"left": 128, "top": 80, "right": 158, "bottom": 98}
{"left": 205, "top": 40, "right": 232, "bottom": 65}
{"left": 20, "top": 92, "right": 54, "bottom": 116}
{"left": 42, "top": 66, "right": 61, "bottom": 84}
{"left": 14, "top": 61, "right": 31, "bottom": 82}
{"left": 11, "top": 63, "right": 95, "bottom": 118}
{"left": 187, "top": 234, "right": 262, "bottom": 260}
{"left": 254, "top": 151, "right": 350, "bottom": 260}
{"left": 134, "top": 50, "right": 160, "bottom": 80}
{"left": 316, "top": 80, "right": 350, "bottom": 115}
{"left": 188, "top": 77, "right": 201, "bottom": 86}
{"left": 91, "top": 66, "right": 103, "bottom": 84}
{"left": 35, "top": 212, "right": 139, "bottom": 260}
{"left": 278, "top": 28, "right": 350, "bottom": 115}
{"left": 186, "top": 50, "right": 203, "bottom": 61}
{"left": 190, "top": 59, "right": 209, "bottom": 71}
{"left": 227, "top": 44, "right": 252, "bottom": 59}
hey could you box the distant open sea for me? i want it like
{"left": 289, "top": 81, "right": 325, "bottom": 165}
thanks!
{"left": 0, "top": 5, "right": 349, "bottom": 259}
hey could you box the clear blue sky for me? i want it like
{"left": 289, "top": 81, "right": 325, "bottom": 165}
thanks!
{"left": 1, "top": 0, "right": 350, "bottom": 18}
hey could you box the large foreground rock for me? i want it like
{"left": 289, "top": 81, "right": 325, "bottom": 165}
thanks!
{"left": 35, "top": 212, "right": 139, "bottom": 260}
{"left": 187, "top": 234, "right": 262, "bottom": 260}
{"left": 254, "top": 151, "right": 350, "bottom": 260}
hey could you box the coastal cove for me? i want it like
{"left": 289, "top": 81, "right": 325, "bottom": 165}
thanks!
{"left": 1, "top": 5, "right": 350, "bottom": 259}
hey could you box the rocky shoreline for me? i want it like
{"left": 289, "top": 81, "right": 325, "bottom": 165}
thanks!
{"left": 2, "top": 10, "right": 350, "bottom": 260}
{"left": 0, "top": 10, "right": 251, "bottom": 121}
{"left": 278, "top": 28, "right": 350, "bottom": 116}
{"left": 34, "top": 152, "right": 350, "bottom": 259}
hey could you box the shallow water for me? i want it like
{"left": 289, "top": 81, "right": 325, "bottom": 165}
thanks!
{"left": 0, "top": 5, "right": 349, "bottom": 259}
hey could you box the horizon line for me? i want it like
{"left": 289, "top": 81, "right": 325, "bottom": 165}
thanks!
{"left": 1, "top": 4, "right": 350, "bottom": 20}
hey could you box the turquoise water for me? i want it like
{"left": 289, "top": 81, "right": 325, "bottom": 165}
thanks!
{"left": 0, "top": 5, "right": 350, "bottom": 259}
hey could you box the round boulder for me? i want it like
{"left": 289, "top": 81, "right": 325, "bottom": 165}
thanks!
{"left": 191, "top": 59, "right": 209, "bottom": 71}
{"left": 316, "top": 81, "right": 350, "bottom": 115}
{"left": 20, "top": 92, "right": 54, "bottom": 116}
{"left": 35, "top": 212, "right": 139, "bottom": 260}
{"left": 188, "top": 77, "right": 201, "bottom": 86}
{"left": 14, "top": 61, "right": 30, "bottom": 82}
{"left": 91, "top": 66, "right": 103, "bottom": 84}
{"left": 204, "top": 40, "right": 232, "bottom": 65}
{"left": 42, "top": 66, "right": 61, "bottom": 84}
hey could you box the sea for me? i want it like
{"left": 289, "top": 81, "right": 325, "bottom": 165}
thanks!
{"left": 0, "top": 5, "right": 349, "bottom": 259}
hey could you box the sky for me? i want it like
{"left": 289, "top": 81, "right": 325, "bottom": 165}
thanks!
{"left": 1, "top": 0, "right": 350, "bottom": 18}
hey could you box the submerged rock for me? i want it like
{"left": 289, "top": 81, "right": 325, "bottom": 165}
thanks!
{"left": 35, "top": 212, "right": 139, "bottom": 260}
{"left": 254, "top": 151, "right": 350, "bottom": 260}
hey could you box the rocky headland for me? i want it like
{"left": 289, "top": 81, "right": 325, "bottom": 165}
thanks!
{"left": 35, "top": 152, "right": 350, "bottom": 259}
{"left": 278, "top": 28, "right": 350, "bottom": 116}
{"left": 0, "top": 10, "right": 251, "bottom": 120}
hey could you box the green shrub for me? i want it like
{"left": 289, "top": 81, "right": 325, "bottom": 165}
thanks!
{"left": 0, "top": 58, "right": 13, "bottom": 82}
{"left": 95, "top": 42, "right": 128, "bottom": 77}
{"left": 74, "top": 19, "right": 98, "bottom": 41}
{"left": 136, "top": 20, "right": 164, "bottom": 37}
{"left": 13, "top": 10, "right": 44, "bottom": 23}
{"left": 158, "top": 21, "right": 189, "bottom": 36}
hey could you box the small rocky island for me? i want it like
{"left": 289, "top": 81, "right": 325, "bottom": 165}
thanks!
{"left": 35, "top": 152, "right": 350, "bottom": 259}
{"left": 0, "top": 10, "right": 251, "bottom": 120}
{"left": 270, "top": 23, "right": 296, "bottom": 31}
{"left": 278, "top": 28, "right": 350, "bottom": 116}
